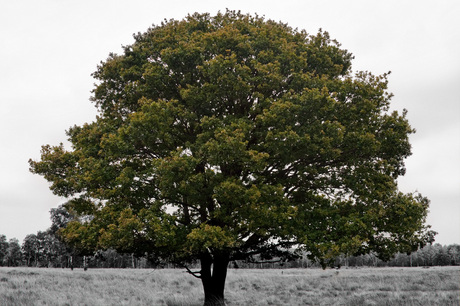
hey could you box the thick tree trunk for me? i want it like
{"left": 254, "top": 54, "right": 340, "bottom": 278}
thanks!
{"left": 200, "top": 252, "right": 230, "bottom": 306}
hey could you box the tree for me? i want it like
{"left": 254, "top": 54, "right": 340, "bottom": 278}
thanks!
{"left": 0, "top": 235, "right": 8, "bottom": 266}
{"left": 4, "top": 238, "right": 22, "bottom": 267}
{"left": 50, "top": 204, "right": 74, "bottom": 235}
{"left": 29, "top": 10, "right": 435, "bottom": 305}
{"left": 433, "top": 244, "right": 451, "bottom": 266}
{"left": 49, "top": 204, "right": 80, "bottom": 268}
{"left": 447, "top": 244, "right": 460, "bottom": 265}
{"left": 22, "top": 234, "right": 40, "bottom": 266}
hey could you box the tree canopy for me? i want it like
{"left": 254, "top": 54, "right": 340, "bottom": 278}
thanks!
{"left": 30, "top": 10, "right": 435, "bottom": 305}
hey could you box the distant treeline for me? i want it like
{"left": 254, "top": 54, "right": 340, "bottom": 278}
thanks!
{"left": 1, "top": 232, "right": 459, "bottom": 269}
{"left": 244, "top": 243, "right": 460, "bottom": 269}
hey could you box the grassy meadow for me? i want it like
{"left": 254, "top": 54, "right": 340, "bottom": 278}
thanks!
{"left": 0, "top": 266, "right": 458, "bottom": 305}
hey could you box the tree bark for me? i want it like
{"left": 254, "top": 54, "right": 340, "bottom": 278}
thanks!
{"left": 200, "top": 252, "right": 230, "bottom": 306}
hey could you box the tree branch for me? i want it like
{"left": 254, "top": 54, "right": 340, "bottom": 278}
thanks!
{"left": 183, "top": 265, "right": 202, "bottom": 279}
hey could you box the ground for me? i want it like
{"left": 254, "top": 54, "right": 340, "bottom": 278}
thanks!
{"left": 0, "top": 266, "right": 458, "bottom": 305}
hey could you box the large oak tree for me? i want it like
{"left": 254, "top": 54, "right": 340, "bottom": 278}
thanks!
{"left": 30, "top": 11, "right": 435, "bottom": 305}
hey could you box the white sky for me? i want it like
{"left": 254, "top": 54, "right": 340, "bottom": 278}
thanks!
{"left": 1, "top": 0, "right": 459, "bottom": 246}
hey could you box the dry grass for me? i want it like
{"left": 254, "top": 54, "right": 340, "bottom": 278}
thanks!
{"left": 225, "top": 267, "right": 459, "bottom": 305}
{"left": 0, "top": 268, "right": 203, "bottom": 306}
{"left": 0, "top": 266, "right": 458, "bottom": 305}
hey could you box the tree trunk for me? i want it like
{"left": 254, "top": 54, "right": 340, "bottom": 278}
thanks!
{"left": 200, "top": 252, "right": 229, "bottom": 306}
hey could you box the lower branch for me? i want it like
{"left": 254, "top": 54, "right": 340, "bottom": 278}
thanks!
{"left": 183, "top": 265, "right": 202, "bottom": 279}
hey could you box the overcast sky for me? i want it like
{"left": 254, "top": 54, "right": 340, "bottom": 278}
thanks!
{"left": 1, "top": 0, "right": 459, "bottom": 246}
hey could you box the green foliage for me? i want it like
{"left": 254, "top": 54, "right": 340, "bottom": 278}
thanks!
{"left": 29, "top": 10, "right": 434, "bottom": 267}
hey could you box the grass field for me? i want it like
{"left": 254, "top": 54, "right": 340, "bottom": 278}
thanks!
{"left": 0, "top": 266, "right": 458, "bottom": 305}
